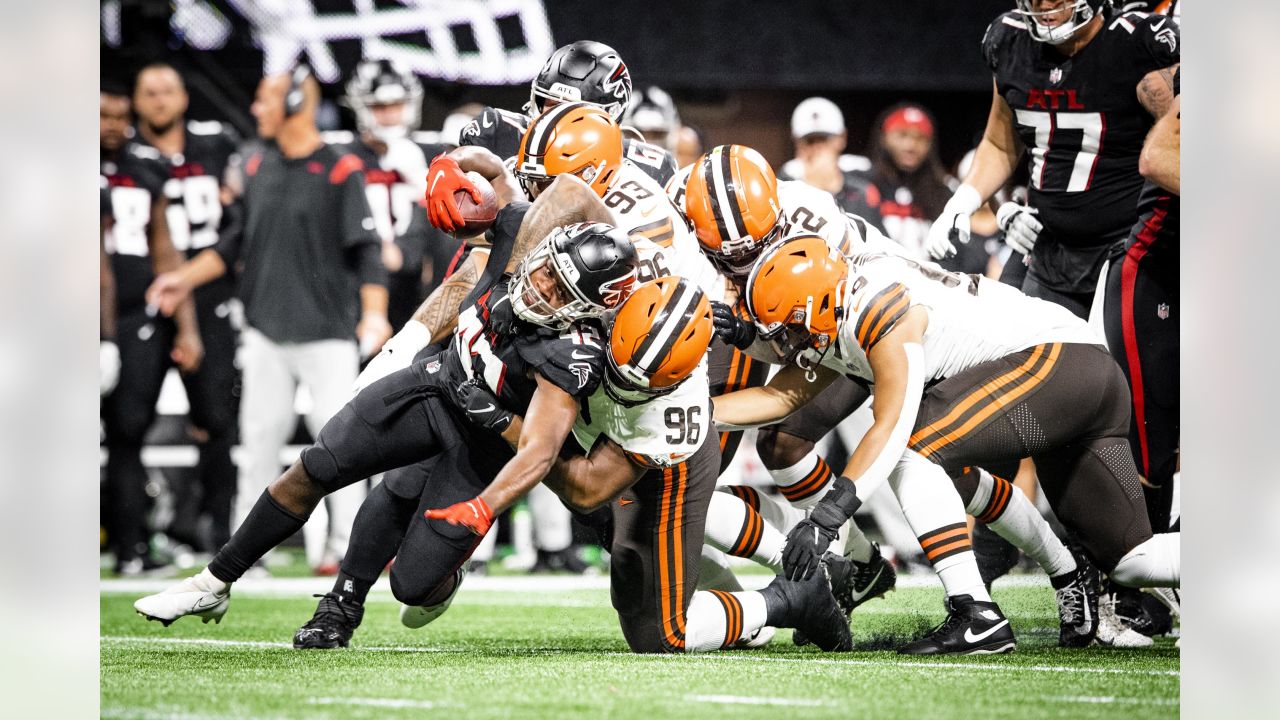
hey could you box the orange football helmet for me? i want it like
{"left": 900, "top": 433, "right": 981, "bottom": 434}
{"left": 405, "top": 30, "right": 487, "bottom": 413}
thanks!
{"left": 744, "top": 234, "right": 848, "bottom": 365}
{"left": 683, "top": 144, "right": 783, "bottom": 279}
{"left": 606, "top": 276, "right": 713, "bottom": 405}
{"left": 516, "top": 101, "right": 623, "bottom": 198}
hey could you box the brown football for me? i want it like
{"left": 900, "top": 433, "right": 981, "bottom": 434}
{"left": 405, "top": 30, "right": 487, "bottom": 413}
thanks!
{"left": 451, "top": 171, "right": 498, "bottom": 238}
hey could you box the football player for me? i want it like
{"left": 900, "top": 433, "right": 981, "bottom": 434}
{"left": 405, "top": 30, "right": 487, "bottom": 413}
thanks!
{"left": 332, "top": 59, "right": 455, "bottom": 333}
{"left": 133, "top": 198, "right": 639, "bottom": 629}
{"left": 101, "top": 85, "right": 203, "bottom": 575}
{"left": 131, "top": 63, "right": 241, "bottom": 554}
{"left": 925, "top": 0, "right": 1180, "bottom": 319}
{"left": 436, "top": 276, "right": 853, "bottom": 652}
{"left": 716, "top": 238, "right": 1181, "bottom": 654}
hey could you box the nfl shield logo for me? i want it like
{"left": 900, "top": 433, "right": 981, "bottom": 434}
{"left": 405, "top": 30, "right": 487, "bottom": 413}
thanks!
{"left": 1157, "top": 303, "right": 1170, "bottom": 320}
{"left": 1049, "top": 67, "right": 1063, "bottom": 84}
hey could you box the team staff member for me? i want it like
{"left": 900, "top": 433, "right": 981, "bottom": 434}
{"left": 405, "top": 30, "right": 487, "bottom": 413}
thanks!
{"left": 132, "top": 62, "right": 242, "bottom": 553}
{"left": 146, "top": 66, "right": 390, "bottom": 573}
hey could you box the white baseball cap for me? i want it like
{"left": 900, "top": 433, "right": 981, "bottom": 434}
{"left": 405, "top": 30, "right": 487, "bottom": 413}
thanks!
{"left": 791, "top": 97, "right": 845, "bottom": 139}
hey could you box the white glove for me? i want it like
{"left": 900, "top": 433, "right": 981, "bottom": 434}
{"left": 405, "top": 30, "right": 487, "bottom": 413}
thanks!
{"left": 996, "top": 201, "right": 1043, "bottom": 256}
{"left": 100, "top": 340, "right": 121, "bottom": 396}
{"left": 925, "top": 184, "right": 982, "bottom": 260}
{"left": 352, "top": 320, "right": 431, "bottom": 397}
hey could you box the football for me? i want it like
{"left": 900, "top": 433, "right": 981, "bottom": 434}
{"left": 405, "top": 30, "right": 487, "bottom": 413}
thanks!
{"left": 452, "top": 171, "right": 498, "bottom": 238}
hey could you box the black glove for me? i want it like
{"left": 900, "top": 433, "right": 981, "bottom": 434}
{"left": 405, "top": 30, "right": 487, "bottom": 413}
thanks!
{"left": 711, "top": 301, "right": 756, "bottom": 350}
{"left": 451, "top": 378, "right": 513, "bottom": 433}
{"left": 781, "top": 476, "right": 863, "bottom": 581}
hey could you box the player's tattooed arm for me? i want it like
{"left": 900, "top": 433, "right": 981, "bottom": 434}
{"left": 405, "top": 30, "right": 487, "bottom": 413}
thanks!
{"left": 448, "top": 145, "right": 523, "bottom": 207}
{"left": 505, "top": 174, "right": 614, "bottom": 274}
{"left": 1137, "top": 64, "right": 1180, "bottom": 118}
{"left": 711, "top": 364, "right": 838, "bottom": 430}
{"left": 410, "top": 247, "right": 490, "bottom": 344}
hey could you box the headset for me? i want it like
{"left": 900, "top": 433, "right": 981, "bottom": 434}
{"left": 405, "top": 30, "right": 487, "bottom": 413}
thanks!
{"left": 284, "top": 63, "right": 311, "bottom": 117}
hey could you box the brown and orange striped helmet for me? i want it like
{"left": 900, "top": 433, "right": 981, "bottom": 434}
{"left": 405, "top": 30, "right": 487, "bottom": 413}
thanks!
{"left": 684, "top": 145, "right": 783, "bottom": 279}
{"left": 744, "top": 234, "right": 847, "bottom": 365}
{"left": 605, "top": 276, "right": 713, "bottom": 405}
{"left": 516, "top": 101, "right": 623, "bottom": 198}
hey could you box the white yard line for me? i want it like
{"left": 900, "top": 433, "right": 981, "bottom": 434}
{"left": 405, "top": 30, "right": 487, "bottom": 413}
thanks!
{"left": 1044, "top": 695, "right": 1179, "bottom": 706}
{"left": 309, "top": 697, "right": 458, "bottom": 709}
{"left": 687, "top": 694, "right": 832, "bottom": 707}
{"left": 101, "top": 636, "right": 1177, "bottom": 678}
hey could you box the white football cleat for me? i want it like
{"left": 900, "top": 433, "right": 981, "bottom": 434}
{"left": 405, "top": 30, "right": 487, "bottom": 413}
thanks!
{"left": 133, "top": 569, "right": 230, "bottom": 627}
{"left": 1095, "top": 591, "right": 1153, "bottom": 648}
{"left": 400, "top": 567, "right": 466, "bottom": 629}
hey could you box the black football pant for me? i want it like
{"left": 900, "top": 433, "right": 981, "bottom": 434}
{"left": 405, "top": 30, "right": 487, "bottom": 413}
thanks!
{"left": 1103, "top": 220, "right": 1179, "bottom": 532}
{"left": 611, "top": 435, "right": 719, "bottom": 653}
{"left": 170, "top": 295, "right": 239, "bottom": 551}
{"left": 706, "top": 341, "right": 769, "bottom": 473}
{"left": 909, "top": 342, "right": 1151, "bottom": 571}
{"left": 102, "top": 310, "right": 174, "bottom": 564}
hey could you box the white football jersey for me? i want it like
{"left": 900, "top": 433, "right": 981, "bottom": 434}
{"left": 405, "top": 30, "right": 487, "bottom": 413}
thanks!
{"left": 777, "top": 180, "right": 909, "bottom": 260}
{"left": 605, "top": 162, "right": 725, "bottom": 301}
{"left": 821, "top": 254, "right": 1100, "bottom": 383}
{"left": 572, "top": 363, "right": 711, "bottom": 468}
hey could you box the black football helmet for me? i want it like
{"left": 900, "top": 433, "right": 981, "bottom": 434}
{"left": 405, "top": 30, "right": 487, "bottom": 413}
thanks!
{"left": 525, "top": 41, "right": 632, "bottom": 121}
{"left": 622, "top": 86, "right": 680, "bottom": 149}
{"left": 343, "top": 58, "right": 423, "bottom": 141}
{"left": 510, "top": 222, "right": 639, "bottom": 329}
{"left": 1015, "top": 0, "right": 1107, "bottom": 45}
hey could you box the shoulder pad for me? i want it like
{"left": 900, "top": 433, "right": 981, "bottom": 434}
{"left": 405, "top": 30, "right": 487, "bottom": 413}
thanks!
{"left": 1124, "top": 11, "right": 1179, "bottom": 64}
{"left": 982, "top": 11, "right": 1026, "bottom": 72}
{"left": 186, "top": 120, "right": 225, "bottom": 136}
{"left": 525, "top": 323, "right": 606, "bottom": 398}
{"left": 847, "top": 261, "right": 912, "bottom": 353}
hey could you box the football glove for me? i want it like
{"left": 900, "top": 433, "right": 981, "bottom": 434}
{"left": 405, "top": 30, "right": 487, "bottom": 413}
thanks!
{"left": 710, "top": 301, "right": 756, "bottom": 350}
{"left": 996, "top": 201, "right": 1043, "bottom": 256}
{"left": 424, "top": 497, "right": 494, "bottom": 536}
{"left": 451, "top": 378, "right": 513, "bottom": 433}
{"left": 925, "top": 184, "right": 982, "bottom": 260}
{"left": 782, "top": 476, "right": 863, "bottom": 581}
{"left": 425, "top": 153, "right": 481, "bottom": 232}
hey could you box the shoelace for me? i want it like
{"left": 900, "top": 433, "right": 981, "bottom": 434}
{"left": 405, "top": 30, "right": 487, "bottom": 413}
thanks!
{"left": 1056, "top": 580, "right": 1083, "bottom": 625}
{"left": 302, "top": 593, "right": 360, "bottom": 630}
{"left": 923, "top": 607, "right": 967, "bottom": 639}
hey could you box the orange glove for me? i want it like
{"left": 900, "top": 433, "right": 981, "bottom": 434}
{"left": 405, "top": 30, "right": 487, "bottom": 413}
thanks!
{"left": 424, "top": 497, "right": 494, "bottom": 536}
{"left": 424, "top": 153, "right": 481, "bottom": 232}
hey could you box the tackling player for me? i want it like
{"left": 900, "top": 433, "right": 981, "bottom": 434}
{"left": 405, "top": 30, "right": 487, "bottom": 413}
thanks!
{"left": 715, "top": 238, "right": 1180, "bottom": 654}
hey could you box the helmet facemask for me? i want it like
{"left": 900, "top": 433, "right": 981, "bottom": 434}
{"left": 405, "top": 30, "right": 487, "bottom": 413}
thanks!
{"left": 509, "top": 225, "right": 636, "bottom": 330}
{"left": 1015, "top": 0, "right": 1099, "bottom": 45}
{"left": 344, "top": 61, "right": 423, "bottom": 143}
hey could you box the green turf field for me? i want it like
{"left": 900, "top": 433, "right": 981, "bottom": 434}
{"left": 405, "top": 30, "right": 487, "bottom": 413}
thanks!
{"left": 101, "top": 577, "right": 1179, "bottom": 720}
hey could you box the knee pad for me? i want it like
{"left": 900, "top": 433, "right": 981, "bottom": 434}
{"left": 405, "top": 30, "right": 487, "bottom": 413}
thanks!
{"left": 300, "top": 444, "right": 341, "bottom": 492}
{"left": 754, "top": 428, "right": 813, "bottom": 470}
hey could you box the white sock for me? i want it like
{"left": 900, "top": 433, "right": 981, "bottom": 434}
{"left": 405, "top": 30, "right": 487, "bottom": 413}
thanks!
{"left": 697, "top": 546, "right": 745, "bottom": 592}
{"left": 684, "top": 589, "right": 769, "bottom": 651}
{"left": 195, "top": 567, "right": 229, "bottom": 592}
{"left": 892, "top": 452, "right": 990, "bottom": 602}
{"left": 966, "top": 468, "right": 1075, "bottom": 578}
{"left": 1111, "top": 533, "right": 1180, "bottom": 588}
{"left": 767, "top": 452, "right": 836, "bottom": 509}
{"left": 842, "top": 518, "right": 874, "bottom": 563}
{"left": 706, "top": 491, "right": 783, "bottom": 571}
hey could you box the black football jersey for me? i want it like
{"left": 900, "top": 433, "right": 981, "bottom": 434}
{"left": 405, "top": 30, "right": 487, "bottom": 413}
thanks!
{"left": 984, "top": 10, "right": 1179, "bottom": 243}
{"left": 460, "top": 105, "right": 677, "bottom": 187}
{"left": 102, "top": 142, "right": 169, "bottom": 314}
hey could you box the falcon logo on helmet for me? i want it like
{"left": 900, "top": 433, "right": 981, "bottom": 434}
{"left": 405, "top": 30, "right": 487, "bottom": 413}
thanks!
{"left": 744, "top": 235, "right": 848, "bottom": 368}
{"left": 516, "top": 102, "right": 624, "bottom": 198}
{"left": 342, "top": 58, "right": 423, "bottom": 141}
{"left": 1014, "top": 0, "right": 1106, "bottom": 46}
{"left": 510, "top": 221, "right": 639, "bottom": 330}
{"left": 605, "top": 277, "right": 713, "bottom": 407}
{"left": 527, "top": 40, "right": 633, "bottom": 121}
{"left": 684, "top": 145, "right": 784, "bottom": 280}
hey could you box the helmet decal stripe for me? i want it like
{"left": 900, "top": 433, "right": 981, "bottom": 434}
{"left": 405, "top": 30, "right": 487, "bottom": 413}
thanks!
{"left": 701, "top": 150, "right": 732, "bottom": 246}
{"left": 717, "top": 146, "right": 749, "bottom": 240}
{"left": 525, "top": 101, "right": 582, "bottom": 165}
{"left": 633, "top": 281, "right": 700, "bottom": 374}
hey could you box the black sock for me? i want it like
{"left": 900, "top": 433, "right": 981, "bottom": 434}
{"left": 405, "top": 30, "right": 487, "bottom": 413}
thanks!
{"left": 208, "top": 490, "right": 308, "bottom": 583}
{"left": 329, "top": 483, "right": 417, "bottom": 605}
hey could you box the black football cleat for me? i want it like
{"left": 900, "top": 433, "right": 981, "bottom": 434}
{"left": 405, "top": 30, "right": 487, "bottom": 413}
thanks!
{"left": 795, "top": 546, "right": 897, "bottom": 646}
{"left": 1111, "top": 583, "right": 1174, "bottom": 637}
{"left": 897, "top": 594, "right": 1015, "bottom": 655}
{"left": 1051, "top": 552, "right": 1101, "bottom": 648}
{"left": 763, "top": 564, "right": 853, "bottom": 652}
{"left": 293, "top": 593, "right": 365, "bottom": 649}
